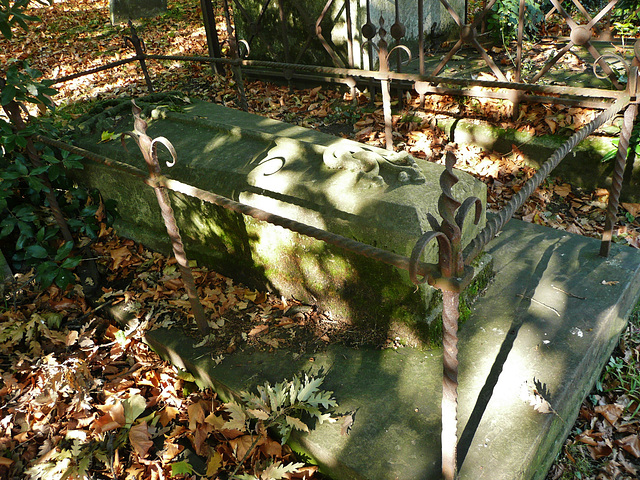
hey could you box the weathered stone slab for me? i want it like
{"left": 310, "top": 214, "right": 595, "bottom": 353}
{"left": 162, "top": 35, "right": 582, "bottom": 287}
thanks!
{"left": 432, "top": 116, "right": 640, "bottom": 202}
{"left": 71, "top": 97, "right": 487, "bottom": 342}
{"left": 145, "top": 219, "right": 640, "bottom": 480}
{"left": 109, "top": 0, "right": 167, "bottom": 25}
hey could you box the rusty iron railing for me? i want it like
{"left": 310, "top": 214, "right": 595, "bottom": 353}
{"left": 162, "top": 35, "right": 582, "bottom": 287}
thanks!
{"left": 35, "top": 77, "right": 634, "bottom": 477}
{"left": 24, "top": 2, "right": 640, "bottom": 477}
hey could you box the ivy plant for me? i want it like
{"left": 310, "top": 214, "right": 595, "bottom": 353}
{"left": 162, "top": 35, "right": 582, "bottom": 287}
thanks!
{"left": 1, "top": 1, "right": 114, "bottom": 289}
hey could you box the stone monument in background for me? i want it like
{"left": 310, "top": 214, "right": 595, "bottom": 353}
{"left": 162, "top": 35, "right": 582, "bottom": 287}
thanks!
{"left": 233, "top": 0, "right": 464, "bottom": 68}
{"left": 110, "top": 0, "right": 167, "bottom": 25}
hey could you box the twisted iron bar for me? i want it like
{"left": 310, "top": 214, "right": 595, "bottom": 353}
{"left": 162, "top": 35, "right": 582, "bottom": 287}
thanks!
{"left": 409, "top": 152, "right": 482, "bottom": 480}
{"left": 600, "top": 101, "right": 637, "bottom": 256}
{"left": 441, "top": 289, "right": 459, "bottom": 480}
{"left": 162, "top": 177, "right": 447, "bottom": 282}
{"left": 463, "top": 93, "right": 630, "bottom": 265}
{"left": 34, "top": 135, "right": 148, "bottom": 180}
{"left": 433, "top": 153, "right": 464, "bottom": 480}
{"left": 601, "top": 69, "right": 639, "bottom": 256}
{"left": 121, "top": 102, "right": 209, "bottom": 335}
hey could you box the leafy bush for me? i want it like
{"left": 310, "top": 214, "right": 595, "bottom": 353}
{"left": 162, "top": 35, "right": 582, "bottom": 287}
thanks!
{"left": 0, "top": 0, "right": 50, "bottom": 39}
{"left": 486, "top": 0, "right": 546, "bottom": 42}
{"left": 1, "top": 2, "right": 116, "bottom": 289}
{"left": 611, "top": 0, "right": 640, "bottom": 37}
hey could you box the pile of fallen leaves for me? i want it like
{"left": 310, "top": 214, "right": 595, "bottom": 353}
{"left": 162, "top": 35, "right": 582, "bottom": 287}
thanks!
{"left": 1, "top": 228, "right": 344, "bottom": 479}
{"left": 547, "top": 308, "right": 640, "bottom": 480}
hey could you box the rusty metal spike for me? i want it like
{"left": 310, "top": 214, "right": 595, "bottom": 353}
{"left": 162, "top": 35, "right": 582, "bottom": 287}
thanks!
{"left": 131, "top": 101, "right": 147, "bottom": 135}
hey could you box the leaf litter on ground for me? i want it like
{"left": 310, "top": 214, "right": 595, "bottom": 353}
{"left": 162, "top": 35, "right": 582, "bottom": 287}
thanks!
{"left": 1, "top": 228, "right": 340, "bottom": 479}
{"left": 1, "top": 1, "right": 640, "bottom": 479}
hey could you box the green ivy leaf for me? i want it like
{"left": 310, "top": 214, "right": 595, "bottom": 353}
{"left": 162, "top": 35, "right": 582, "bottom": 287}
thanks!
{"left": 54, "top": 241, "right": 74, "bottom": 261}
{"left": 25, "top": 244, "right": 49, "bottom": 259}
{"left": 0, "top": 20, "right": 12, "bottom": 40}
{"left": 26, "top": 175, "right": 47, "bottom": 192}
{"left": 60, "top": 256, "right": 81, "bottom": 270}
{"left": 30, "top": 165, "right": 49, "bottom": 175}
{"left": 36, "top": 261, "right": 59, "bottom": 288}
{"left": 0, "top": 85, "right": 17, "bottom": 106}
{"left": 171, "top": 460, "right": 194, "bottom": 476}
{"left": 0, "top": 218, "right": 17, "bottom": 238}
{"left": 55, "top": 268, "right": 75, "bottom": 289}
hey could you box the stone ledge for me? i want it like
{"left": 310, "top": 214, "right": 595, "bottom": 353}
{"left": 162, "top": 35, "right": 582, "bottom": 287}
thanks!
{"left": 144, "top": 219, "right": 640, "bottom": 480}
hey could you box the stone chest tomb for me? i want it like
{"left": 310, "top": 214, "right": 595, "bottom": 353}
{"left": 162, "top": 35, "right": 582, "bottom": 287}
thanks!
{"left": 72, "top": 96, "right": 488, "bottom": 344}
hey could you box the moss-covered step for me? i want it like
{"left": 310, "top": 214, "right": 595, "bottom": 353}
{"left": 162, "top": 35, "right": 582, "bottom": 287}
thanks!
{"left": 69, "top": 95, "right": 487, "bottom": 343}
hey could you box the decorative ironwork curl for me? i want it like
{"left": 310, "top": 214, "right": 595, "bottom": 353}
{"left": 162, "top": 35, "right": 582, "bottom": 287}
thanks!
{"left": 121, "top": 101, "right": 209, "bottom": 335}
{"left": 409, "top": 231, "right": 451, "bottom": 285}
{"left": 592, "top": 53, "right": 630, "bottom": 80}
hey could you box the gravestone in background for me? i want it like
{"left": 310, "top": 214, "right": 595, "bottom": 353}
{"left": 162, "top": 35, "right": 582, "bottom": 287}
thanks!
{"left": 110, "top": 0, "right": 167, "bottom": 25}
{"left": 234, "top": 0, "right": 464, "bottom": 68}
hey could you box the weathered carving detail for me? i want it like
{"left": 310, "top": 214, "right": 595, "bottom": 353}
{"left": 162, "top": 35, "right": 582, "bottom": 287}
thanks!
{"left": 322, "top": 145, "right": 426, "bottom": 187}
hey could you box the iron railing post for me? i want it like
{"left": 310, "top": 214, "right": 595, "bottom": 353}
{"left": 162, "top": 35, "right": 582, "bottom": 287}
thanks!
{"left": 201, "top": 0, "right": 223, "bottom": 75}
{"left": 377, "top": 18, "right": 394, "bottom": 151}
{"left": 410, "top": 152, "right": 482, "bottom": 480}
{"left": 601, "top": 67, "right": 639, "bottom": 256}
{"left": 122, "top": 101, "right": 210, "bottom": 335}
{"left": 222, "top": 0, "right": 249, "bottom": 111}
{"left": 124, "top": 22, "right": 154, "bottom": 92}
{"left": 363, "top": 0, "right": 377, "bottom": 107}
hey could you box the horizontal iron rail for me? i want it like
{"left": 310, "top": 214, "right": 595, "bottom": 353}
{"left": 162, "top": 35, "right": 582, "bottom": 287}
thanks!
{"left": 144, "top": 53, "right": 624, "bottom": 101}
{"left": 34, "top": 134, "right": 147, "bottom": 180}
{"left": 42, "top": 52, "right": 624, "bottom": 108}
{"left": 34, "top": 134, "right": 448, "bottom": 286}
{"left": 222, "top": 66, "right": 617, "bottom": 109}
{"left": 51, "top": 57, "right": 142, "bottom": 84}
{"left": 463, "top": 93, "right": 630, "bottom": 264}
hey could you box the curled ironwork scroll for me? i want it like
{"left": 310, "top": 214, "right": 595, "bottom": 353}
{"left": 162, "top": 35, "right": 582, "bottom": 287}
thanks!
{"left": 121, "top": 101, "right": 210, "bottom": 335}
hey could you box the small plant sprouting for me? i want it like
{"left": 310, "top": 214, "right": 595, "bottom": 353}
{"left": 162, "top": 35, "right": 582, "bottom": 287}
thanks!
{"left": 220, "top": 373, "right": 338, "bottom": 479}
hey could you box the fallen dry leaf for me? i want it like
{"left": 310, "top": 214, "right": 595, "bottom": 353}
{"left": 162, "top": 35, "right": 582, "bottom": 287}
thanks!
{"left": 94, "top": 402, "right": 126, "bottom": 432}
{"left": 616, "top": 434, "right": 640, "bottom": 458}
{"left": 595, "top": 403, "right": 624, "bottom": 425}
{"left": 129, "top": 421, "right": 153, "bottom": 458}
{"left": 622, "top": 203, "right": 640, "bottom": 218}
{"left": 248, "top": 324, "right": 269, "bottom": 336}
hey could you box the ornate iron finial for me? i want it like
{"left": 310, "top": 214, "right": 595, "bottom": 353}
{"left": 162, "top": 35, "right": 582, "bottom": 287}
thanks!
{"left": 408, "top": 151, "right": 483, "bottom": 480}
{"left": 410, "top": 152, "right": 481, "bottom": 285}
